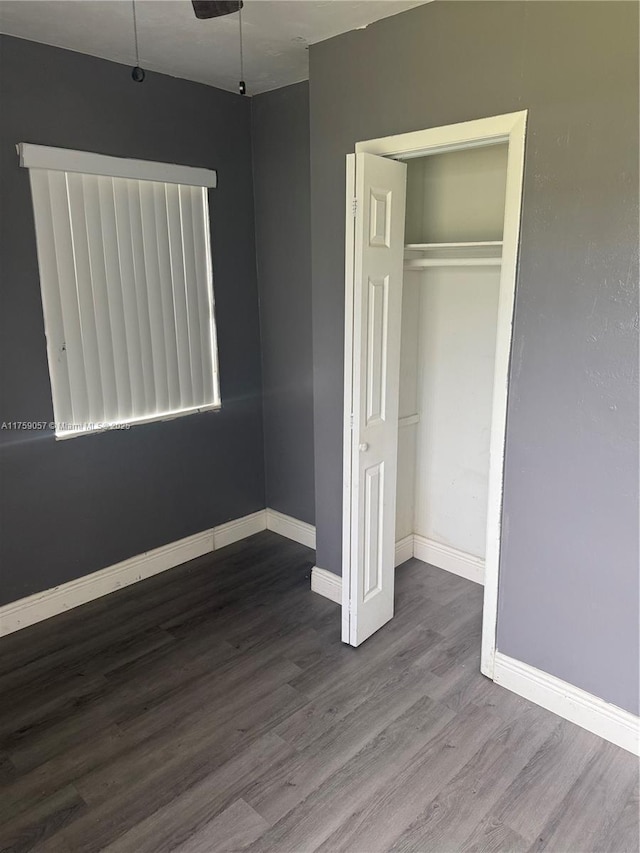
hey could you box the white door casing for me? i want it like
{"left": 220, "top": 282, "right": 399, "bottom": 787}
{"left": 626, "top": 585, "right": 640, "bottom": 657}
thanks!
{"left": 342, "top": 152, "right": 407, "bottom": 646}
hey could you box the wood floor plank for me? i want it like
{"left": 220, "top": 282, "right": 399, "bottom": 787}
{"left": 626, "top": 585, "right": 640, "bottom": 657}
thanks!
{"left": 464, "top": 722, "right": 606, "bottom": 845}
{"left": 97, "top": 735, "right": 289, "bottom": 853}
{"left": 0, "top": 674, "right": 109, "bottom": 743}
{"left": 158, "top": 544, "right": 313, "bottom": 640}
{"left": 0, "top": 755, "right": 17, "bottom": 786}
{"left": 273, "top": 626, "right": 442, "bottom": 751}
{"left": 113, "top": 647, "right": 302, "bottom": 743}
{"left": 423, "top": 612, "right": 482, "bottom": 678}
{"left": 244, "top": 695, "right": 457, "bottom": 853}
{"left": 60, "top": 730, "right": 293, "bottom": 853}
{"left": 74, "top": 680, "right": 305, "bottom": 809}
{"left": 1, "top": 627, "right": 177, "bottom": 728}
{"left": 289, "top": 605, "right": 443, "bottom": 701}
{"left": 425, "top": 651, "right": 537, "bottom": 722}
{"left": 172, "top": 799, "right": 269, "bottom": 853}
{"left": 1, "top": 636, "right": 240, "bottom": 818}
{"left": 4, "top": 624, "right": 220, "bottom": 775}
{"left": 314, "top": 704, "right": 504, "bottom": 853}
{"left": 526, "top": 741, "right": 639, "bottom": 852}
{"left": 0, "top": 784, "right": 86, "bottom": 853}
{"left": 0, "top": 534, "right": 635, "bottom": 853}
{"left": 597, "top": 780, "right": 640, "bottom": 853}
{"left": 386, "top": 708, "right": 561, "bottom": 853}
{"left": 0, "top": 725, "right": 126, "bottom": 827}
{"left": 244, "top": 636, "right": 447, "bottom": 824}
{"left": 460, "top": 817, "right": 530, "bottom": 853}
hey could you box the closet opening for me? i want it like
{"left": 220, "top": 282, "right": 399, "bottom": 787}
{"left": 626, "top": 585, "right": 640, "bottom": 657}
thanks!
{"left": 341, "top": 113, "right": 527, "bottom": 681}
{"left": 396, "top": 143, "right": 508, "bottom": 586}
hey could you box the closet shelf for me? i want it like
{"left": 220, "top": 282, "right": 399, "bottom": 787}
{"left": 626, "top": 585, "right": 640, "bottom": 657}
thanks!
{"left": 404, "top": 241, "right": 503, "bottom": 268}
{"left": 399, "top": 413, "right": 420, "bottom": 428}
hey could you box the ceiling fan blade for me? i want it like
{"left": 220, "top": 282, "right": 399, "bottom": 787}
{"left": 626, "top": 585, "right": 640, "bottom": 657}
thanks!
{"left": 191, "top": 0, "right": 242, "bottom": 19}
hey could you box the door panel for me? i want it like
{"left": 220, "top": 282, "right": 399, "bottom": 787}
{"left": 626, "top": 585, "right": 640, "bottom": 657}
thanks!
{"left": 363, "top": 461, "right": 384, "bottom": 600}
{"left": 343, "top": 152, "right": 407, "bottom": 646}
{"left": 366, "top": 275, "right": 388, "bottom": 423}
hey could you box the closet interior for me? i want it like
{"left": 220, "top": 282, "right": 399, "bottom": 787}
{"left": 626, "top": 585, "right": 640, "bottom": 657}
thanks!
{"left": 396, "top": 142, "right": 509, "bottom": 573}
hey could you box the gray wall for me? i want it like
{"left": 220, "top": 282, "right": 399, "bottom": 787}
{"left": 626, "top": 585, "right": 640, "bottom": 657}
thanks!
{"left": 309, "top": 2, "right": 639, "bottom": 713}
{"left": 251, "top": 82, "right": 315, "bottom": 524}
{"left": 0, "top": 35, "right": 265, "bottom": 605}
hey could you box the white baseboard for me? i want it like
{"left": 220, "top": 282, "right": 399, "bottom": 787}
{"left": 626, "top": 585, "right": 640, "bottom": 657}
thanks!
{"left": 0, "top": 507, "right": 317, "bottom": 638}
{"left": 265, "top": 508, "right": 316, "bottom": 549}
{"left": 311, "top": 566, "right": 342, "bottom": 604}
{"left": 494, "top": 652, "right": 640, "bottom": 756}
{"left": 413, "top": 535, "right": 484, "bottom": 585}
{"left": 395, "top": 534, "right": 414, "bottom": 567}
{"left": 214, "top": 510, "right": 267, "bottom": 550}
{"left": 391, "top": 534, "right": 485, "bottom": 584}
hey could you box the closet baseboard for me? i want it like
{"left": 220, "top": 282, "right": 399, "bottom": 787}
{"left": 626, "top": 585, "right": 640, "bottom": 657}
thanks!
{"left": 395, "top": 535, "right": 415, "bottom": 567}
{"left": 413, "top": 535, "right": 484, "bottom": 585}
{"left": 393, "top": 534, "right": 485, "bottom": 584}
{"left": 0, "top": 507, "right": 316, "bottom": 637}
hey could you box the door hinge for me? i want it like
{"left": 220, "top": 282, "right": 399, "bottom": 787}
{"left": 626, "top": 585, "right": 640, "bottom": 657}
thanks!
{"left": 349, "top": 413, "right": 354, "bottom": 430}
{"left": 352, "top": 197, "right": 358, "bottom": 217}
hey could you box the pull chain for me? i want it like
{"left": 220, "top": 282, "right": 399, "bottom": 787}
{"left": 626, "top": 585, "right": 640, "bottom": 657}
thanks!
{"left": 238, "top": 2, "right": 246, "bottom": 95}
{"left": 131, "top": 0, "right": 145, "bottom": 82}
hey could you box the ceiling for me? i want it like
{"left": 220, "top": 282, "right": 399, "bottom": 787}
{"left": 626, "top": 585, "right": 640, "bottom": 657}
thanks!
{"left": 0, "top": 0, "right": 429, "bottom": 95}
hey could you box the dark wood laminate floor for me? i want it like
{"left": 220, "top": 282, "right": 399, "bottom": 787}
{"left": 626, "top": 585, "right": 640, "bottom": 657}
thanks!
{"left": 0, "top": 531, "right": 637, "bottom": 853}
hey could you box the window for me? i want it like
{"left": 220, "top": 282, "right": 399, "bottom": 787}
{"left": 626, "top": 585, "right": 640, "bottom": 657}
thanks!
{"left": 20, "top": 143, "right": 220, "bottom": 438}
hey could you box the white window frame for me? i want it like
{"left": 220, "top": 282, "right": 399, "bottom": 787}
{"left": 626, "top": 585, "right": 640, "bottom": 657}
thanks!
{"left": 20, "top": 143, "right": 221, "bottom": 439}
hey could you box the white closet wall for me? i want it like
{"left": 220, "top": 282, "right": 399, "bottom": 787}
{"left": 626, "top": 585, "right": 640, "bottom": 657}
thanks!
{"left": 405, "top": 144, "right": 508, "bottom": 244}
{"left": 413, "top": 267, "right": 499, "bottom": 557}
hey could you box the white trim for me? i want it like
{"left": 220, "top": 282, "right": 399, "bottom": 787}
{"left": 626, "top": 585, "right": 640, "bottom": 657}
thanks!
{"left": 494, "top": 653, "right": 640, "bottom": 757}
{"left": 413, "top": 535, "right": 484, "bottom": 585}
{"left": 346, "top": 111, "right": 528, "bottom": 680}
{"left": 265, "top": 509, "right": 316, "bottom": 549}
{"left": 354, "top": 112, "right": 524, "bottom": 160}
{"left": 311, "top": 566, "right": 342, "bottom": 604}
{"left": 213, "top": 510, "right": 267, "bottom": 550}
{"left": 394, "top": 535, "right": 414, "bottom": 567}
{"left": 18, "top": 143, "right": 218, "bottom": 188}
{"left": 341, "top": 153, "right": 357, "bottom": 643}
{"left": 480, "top": 111, "right": 527, "bottom": 678}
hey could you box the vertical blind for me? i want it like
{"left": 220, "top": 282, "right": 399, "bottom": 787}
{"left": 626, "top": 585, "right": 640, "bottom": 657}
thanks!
{"left": 26, "top": 160, "right": 220, "bottom": 438}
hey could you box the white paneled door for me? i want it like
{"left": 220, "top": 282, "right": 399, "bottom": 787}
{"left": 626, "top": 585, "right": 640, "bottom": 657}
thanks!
{"left": 342, "top": 153, "right": 407, "bottom": 646}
